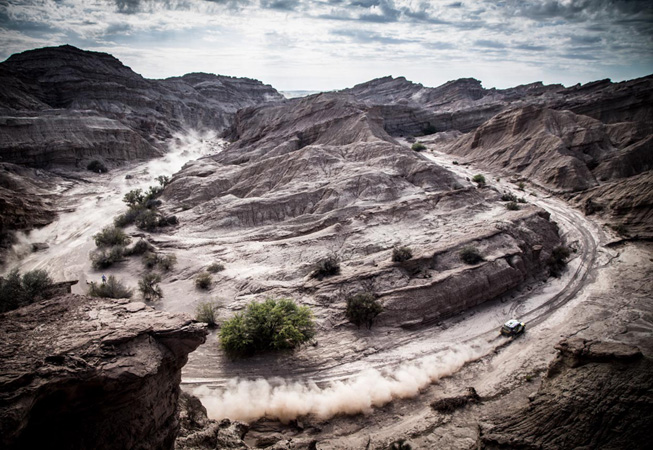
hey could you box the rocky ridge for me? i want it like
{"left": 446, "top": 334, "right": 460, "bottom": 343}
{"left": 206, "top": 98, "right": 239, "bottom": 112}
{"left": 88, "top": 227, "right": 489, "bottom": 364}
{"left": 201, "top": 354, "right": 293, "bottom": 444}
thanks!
{"left": 479, "top": 338, "right": 653, "bottom": 449}
{"left": 0, "top": 294, "right": 207, "bottom": 450}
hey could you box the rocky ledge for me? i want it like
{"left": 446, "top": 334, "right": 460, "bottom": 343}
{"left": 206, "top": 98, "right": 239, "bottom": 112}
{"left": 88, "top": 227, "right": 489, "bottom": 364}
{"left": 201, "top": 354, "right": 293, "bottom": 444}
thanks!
{"left": 478, "top": 338, "right": 653, "bottom": 449}
{"left": 0, "top": 294, "right": 207, "bottom": 450}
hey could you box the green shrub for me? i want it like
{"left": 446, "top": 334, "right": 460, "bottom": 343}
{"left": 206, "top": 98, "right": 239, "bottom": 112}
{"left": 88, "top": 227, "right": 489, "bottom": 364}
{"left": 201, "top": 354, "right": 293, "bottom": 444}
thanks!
{"left": 411, "top": 142, "right": 427, "bottom": 151}
{"left": 207, "top": 262, "right": 225, "bottom": 273}
{"left": 422, "top": 123, "right": 437, "bottom": 135}
{"left": 195, "top": 301, "right": 218, "bottom": 327}
{"left": 219, "top": 298, "right": 315, "bottom": 356}
{"left": 518, "top": 182, "right": 525, "bottom": 191}
{"left": 472, "top": 174, "right": 486, "bottom": 186}
{"left": 156, "top": 175, "right": 171, "bottom": 187}
{"left": 142, "top": 252, "right": 159, "bottom": 269}
{"left": 312, "top": 256, "right": 340, "bottom": 279}
{"left": 93, "top": 226, "right": 131, "bottom": 248}
{"left": 548, "top": 245, "right": 571, "bottom": 277}
{"left": 90, "top": 246, "right": 125, "bottom": 269}
{"left": 114, "top": 205, "right": 145, "bottom": 228}
{"left": 506, "top": 201, "right": 520, "bottom": 211}
{"left": 138, "top": 272, "right": 162, "bottom": 301}
{"left": 125, "top": 239, "right": 154, "bottom": 256}
{"left": 452, "top": 161, "right": 459, "bottom": 165}
{"left": 195, "top": 272, "right": 213, "bottom": 290}
{"left": 123, "top": 189, "right": 145, "bottom": 207}
{"left": 135, "top": 209, "right": 160, "bottom": 231}
{"left": 501, "top": 192, "right": 517, "bottom": 202}
{"left": 390, "top": 439, "right": 413, "bottom": 450}
{"left": 87, "top": 160, "right": 108, "bottom": 173}
{"left": 0, "top": 269, "right": 54, "bottom": 312}
{"left": 392, "top": 246, "right": 413, "bottom": 262}
{"left": 346, "top": 292, "right": 383, "bottom": 329}
{"left": 87, "top": 275, "right": 132, "bottom": 299}
{"left": 460, "top": 246, "right": 483, "bottom": 265}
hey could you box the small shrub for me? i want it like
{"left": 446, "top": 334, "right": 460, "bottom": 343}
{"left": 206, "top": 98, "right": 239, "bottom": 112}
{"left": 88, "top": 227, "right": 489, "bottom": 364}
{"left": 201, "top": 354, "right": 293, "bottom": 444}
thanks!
{"left": 525, "top": 374, "right": 533, "bottom": 382}
{"left": 93, "top": 226, "right": 131, "bottom": 248}
{"left": 195, "top": 272, "right": 213, "bottom": 290}
{"left": 139, "top": 272, "right": 162, "bottom": 301}
{"left": 460, "top": 246, "right": 483, "bottom": 265}
{"left": 156, "top": 175, "right": 170, "bottom": 186}
{"left": 411, "top": 142, "right": 427, "bottom": 152}
{"left": 207, "top": 262, "right": 225, "bottom": 273}
{"left": 472, "top": 174, "right": 486, "bottom": 186}
{"left": 142, "top": 252, "right": 159, "bottom": 269}
{"left": 195, "top": 301, "right": 218, "bottom": 327}
{"left": 90, "top": 246, "right": 125, "bottom": 269}
{"left": 517, "top": 197, "right": 526, "bottom": 203}
{"left": 0, "top": 269, "right": 54, "bottom": 312}
{"left": 518, "top": 182, "right": 525, "bottom": 191}
{"left": 392, "top": 246, "right": 413, "bottom": 262}
{"left": 452, "top": 161, "right": 459, "bottom": 165}
{"left": 422, "top": 123, "right": 437, "bottom": 135}
{"left": 390, "top": 439, "right": 413, "bottom": 450}
{"left": 135, "top": 209, "right": 160, "bottom": 231}
{"left": 506, "top": 201, "right": 520, "bottom": 211}
{"left": 501, "top": 192, "right": 517, "bottom": 202}
{"left": 312, "top": 256, "right": 340, "bottom": 279}
{"left": 548, "top": 245, "right": 571, "bottom": 277}
{"left": 87, "top": 160, "right": 108, "bottom": 173}
{"left": 123, "top": 189, "right": 145, "bottom": 207}
{"left": 346, "top": 292, "right": 383, "bottom": 329}
{"left": 219, "top": 298, "right": 315, "bottom": 356}
{"left": 125, "top": 239, "right": 154, "bottom": 256}
{"left": 158, "top": 254, "right": 177, "bottom": 271}
{"left": 114, "top": 205, "right": 146, "bottom": 228}
{"left": 611, "top": 223, "right": 628, "bottom": 235}
{"left": 87, "top": 275, "right": 132, "bottom": 299}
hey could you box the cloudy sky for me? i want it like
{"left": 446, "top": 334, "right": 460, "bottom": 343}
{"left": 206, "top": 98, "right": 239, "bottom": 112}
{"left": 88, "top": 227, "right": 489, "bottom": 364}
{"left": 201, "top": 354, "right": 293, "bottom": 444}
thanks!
{"left": 1, "top": 0, "right": 652, "bottom": 90}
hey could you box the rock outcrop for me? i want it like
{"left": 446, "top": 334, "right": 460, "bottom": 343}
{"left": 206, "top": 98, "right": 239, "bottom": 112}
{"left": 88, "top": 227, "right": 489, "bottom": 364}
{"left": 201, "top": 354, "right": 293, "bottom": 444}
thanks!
{"left": 0, "top": 294, "right": 207, "bottom": 450}
{"left": 478, "top": 338, "right": 653, "bottom": 449}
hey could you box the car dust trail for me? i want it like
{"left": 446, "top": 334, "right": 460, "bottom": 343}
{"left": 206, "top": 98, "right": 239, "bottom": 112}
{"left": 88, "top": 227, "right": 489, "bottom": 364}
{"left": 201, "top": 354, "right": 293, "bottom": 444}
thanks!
{"left": 4, "top": 130, "right": 224, "bottom": 285}
{"left": 194, "top": 342, "right": 489, "bottom": 423}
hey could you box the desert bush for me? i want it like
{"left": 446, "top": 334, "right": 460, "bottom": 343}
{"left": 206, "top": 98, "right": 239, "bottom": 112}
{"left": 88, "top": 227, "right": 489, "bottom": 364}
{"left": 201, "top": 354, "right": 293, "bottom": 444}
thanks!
{"left": 518, "top": 182, "right": 525, "bottom": 191}
{"left": 87, "top": 275, "right": 132, "bottom": 299}
{"left": 517, "top": 197, "right": 526, "bottom": 203}
{"left": 506, "top": 201, "right": 520, "bottom": 211}
{"left": 312, "top": 256, "right": 340, "bottom": 279}
{"left": 93, "top": 225, "right": 131, "bottom": 248}
{"left": 123, "top": 189, "right": 145, "bottom": 207}
{"left": 390, "top": 439, "right": 413, "bottom": 450}
{"left": 392, "top": 246, "right": 413, "bottom": 262}
{"left": 195, "top": 272, "right": 213, "bottom": 290}
{"left": 158, "top": 254, "right": 177, "bottom": 271}
{"left": 91, "top": 246, "right": 125, "bottom": 269}
{"left": 460, "top": 246, "right": 483, "bottom": 265}
{"left": 346, "top": 292, "right": 383, "bottom": 329}
{"left": 156, "top": 175, "right": 170, "bottom": 187}
{"left": 87, "top": 160, "right": 108, "bottom": 173}
{"left": 207, "top": 262, "right": 225, "bottom": 273}
{"left": 452, "top": 161, "right": 459, "bottom": 165}
{"left": 422, "top": 123, "right": 437, "bottom": 135}
{"left": 135, "top": 209, "right": 160, "bottom": 231}
{"left": 157, "top": 215, "right": 178, "bottom": 227}
{"left": 195, "top": 301, "right": 218, "bottom": 327}
{"left": 219, "top": 298, "right": 315, "bottom": 356}
{"left": 501, "top": 192, "right": 517, "bottom": 202}
{"left": 125, "top": 239, "right": 154, "bottom": 256}
{"left": 0, "top": 269, "right": 54, "bottom": 312}
{"left": 411, "top": 142, "right": 427, "bottom": 151}
{"left": 548, "top": 245, "right": 571, "bottom": 277}
{"left": 114, "top": 204, "right": 145, "bottom": 228}
{"left": 139, "top": 272, "right": 162, "bottom": 301}
{"left": 471, "top": 174, "right": 486, "bottom": 186}
{"left": 142, "top": 252, "right": 159, "bottom": 269}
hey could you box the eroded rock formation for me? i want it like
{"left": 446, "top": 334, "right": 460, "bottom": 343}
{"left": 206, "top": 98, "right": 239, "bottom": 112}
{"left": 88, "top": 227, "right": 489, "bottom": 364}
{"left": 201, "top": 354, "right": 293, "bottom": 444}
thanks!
{"left": 478, "top": 338, "right": 653, "bottom": 449}
{"left": 0, "top": 294, "right": 207, "bottom": 450}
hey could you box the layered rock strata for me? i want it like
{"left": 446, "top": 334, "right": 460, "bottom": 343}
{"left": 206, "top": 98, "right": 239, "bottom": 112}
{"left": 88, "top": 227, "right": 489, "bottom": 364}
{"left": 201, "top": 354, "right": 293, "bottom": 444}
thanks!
{"left": 0, "top": 295, "right": 207, "bottom": 450}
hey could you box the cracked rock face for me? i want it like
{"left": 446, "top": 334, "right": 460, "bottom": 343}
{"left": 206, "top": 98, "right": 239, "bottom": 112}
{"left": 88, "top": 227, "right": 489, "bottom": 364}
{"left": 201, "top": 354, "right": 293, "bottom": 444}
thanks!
{"left": 478, "top": 338, "right": 653, "bottom": 449}
{"left": 0, "top": 294, "right": 207, "bottom": 450}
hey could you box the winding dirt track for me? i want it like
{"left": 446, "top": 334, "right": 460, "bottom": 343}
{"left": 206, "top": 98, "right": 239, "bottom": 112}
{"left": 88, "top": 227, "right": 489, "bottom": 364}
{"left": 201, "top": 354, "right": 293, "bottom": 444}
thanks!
{"left": 182, "top": 148, "right": 603, "bottom": 393}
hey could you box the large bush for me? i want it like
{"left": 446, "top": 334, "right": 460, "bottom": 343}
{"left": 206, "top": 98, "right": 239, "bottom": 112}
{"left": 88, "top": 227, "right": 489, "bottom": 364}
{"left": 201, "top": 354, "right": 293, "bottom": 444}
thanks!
{"left": 90, "top": 246, "right": 125, "bottom": 269}
{"left": 219, "top": 298, "right": 315, "bottom": 357}
{"left": 138, "top": 272, "right": 162, "bottom": 301}
{"left": 471, "top": 174, "right": 486, "bottom": 186}
{"left": 411, "top": 142, "right": 427, "bottom": 152}
{"left": 93, "top": 226, "right": 131, "bottom": 248}
{"left": 195, "top": 272, "right": 213, "bottom": 290}
{"left": 87, "top": 275, "right": 133, "bottom": 299}
{"left": 345, "top": 292, "right": 383, "bottom": 329}
{"left": 0, "top": 269, "right": 54, "bottom": 312}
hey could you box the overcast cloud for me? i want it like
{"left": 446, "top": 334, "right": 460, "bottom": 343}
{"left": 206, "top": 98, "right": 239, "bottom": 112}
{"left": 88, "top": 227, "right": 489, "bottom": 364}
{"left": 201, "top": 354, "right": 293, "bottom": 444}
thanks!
{"left": 1, "top": 0, "right": 651, "bottom": 90}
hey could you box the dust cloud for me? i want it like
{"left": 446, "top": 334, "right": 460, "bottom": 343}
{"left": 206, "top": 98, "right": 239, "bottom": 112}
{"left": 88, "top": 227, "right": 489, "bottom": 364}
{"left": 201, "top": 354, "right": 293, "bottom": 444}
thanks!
{"left": 194, "top": 344, "right": 488, "bottom": 423}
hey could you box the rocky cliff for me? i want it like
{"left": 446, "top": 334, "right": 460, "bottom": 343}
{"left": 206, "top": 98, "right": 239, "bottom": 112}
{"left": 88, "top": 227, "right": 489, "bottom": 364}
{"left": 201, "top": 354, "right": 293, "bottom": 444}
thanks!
{"left": 0, "top": 294, "right": 207, "bottom": 450}
{"left": 478, "top": 338, "right": 653, "bottom": 449}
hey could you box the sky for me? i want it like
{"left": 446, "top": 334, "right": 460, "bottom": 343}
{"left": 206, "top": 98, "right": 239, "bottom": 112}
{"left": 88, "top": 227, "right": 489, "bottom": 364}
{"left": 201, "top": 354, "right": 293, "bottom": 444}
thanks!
{"left": 1, "top": 0, "right": 652, "bottom": 91}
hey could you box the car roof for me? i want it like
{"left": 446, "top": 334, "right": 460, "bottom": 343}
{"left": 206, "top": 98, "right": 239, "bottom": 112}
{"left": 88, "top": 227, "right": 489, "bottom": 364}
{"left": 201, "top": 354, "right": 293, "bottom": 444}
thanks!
{"left": 504, "top": 319, "right": 521, "bottom": 328}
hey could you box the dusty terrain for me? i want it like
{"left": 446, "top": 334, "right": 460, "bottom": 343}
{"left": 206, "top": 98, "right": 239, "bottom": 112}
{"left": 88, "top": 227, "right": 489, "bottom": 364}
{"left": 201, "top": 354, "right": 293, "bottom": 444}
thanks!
{"left": 1, "top": 46, "right": 651, "bottom": 449}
